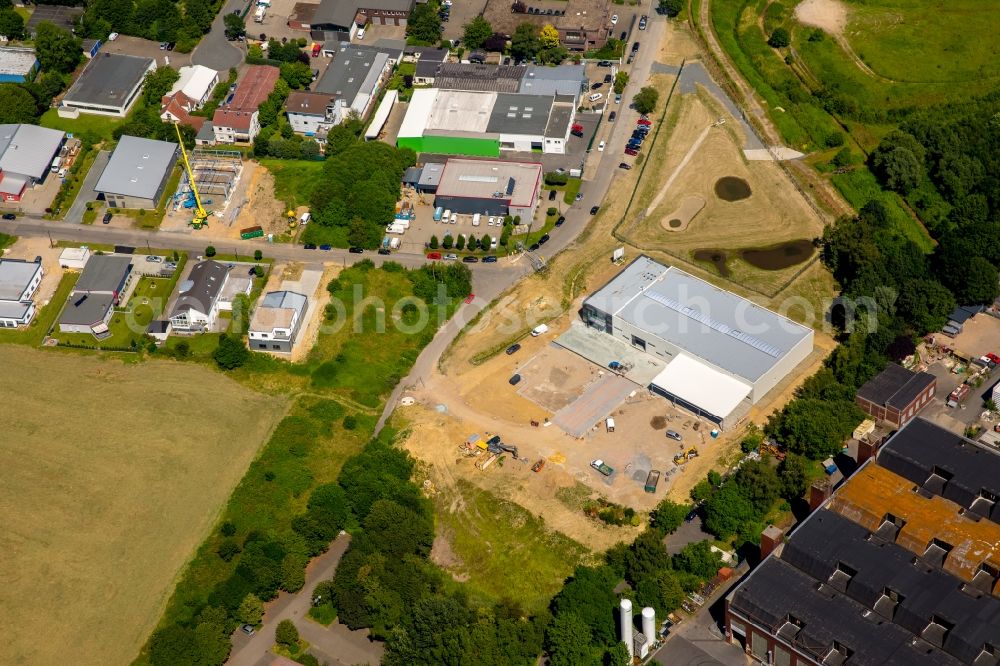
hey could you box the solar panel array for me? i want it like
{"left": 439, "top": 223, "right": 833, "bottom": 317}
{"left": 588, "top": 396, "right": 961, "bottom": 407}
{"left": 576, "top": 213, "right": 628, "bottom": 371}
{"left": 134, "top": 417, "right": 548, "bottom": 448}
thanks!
{"left": 642, "top": 290, "right": 783, "bottom": 358}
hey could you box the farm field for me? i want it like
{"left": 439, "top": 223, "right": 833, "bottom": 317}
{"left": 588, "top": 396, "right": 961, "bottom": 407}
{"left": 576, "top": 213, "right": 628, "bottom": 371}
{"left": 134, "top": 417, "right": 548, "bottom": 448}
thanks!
{"left": 0, "top": 346, "right": 285, "bottom": 666}
{"left": 619, "top": 88, "right": 827, "bottom": 297}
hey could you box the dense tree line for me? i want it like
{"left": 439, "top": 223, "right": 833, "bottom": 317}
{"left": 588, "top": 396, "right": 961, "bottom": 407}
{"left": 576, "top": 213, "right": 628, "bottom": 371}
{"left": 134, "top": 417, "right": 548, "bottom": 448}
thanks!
{"left": 307, "top": 141, "right": 416, "bottom": 248}
{"left": 78, "top": 0, "right": 220, "bottom": 51}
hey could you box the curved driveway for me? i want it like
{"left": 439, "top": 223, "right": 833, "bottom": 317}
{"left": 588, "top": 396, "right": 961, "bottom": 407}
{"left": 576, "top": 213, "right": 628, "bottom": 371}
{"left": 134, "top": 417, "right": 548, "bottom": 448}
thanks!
{"left": 192, "top": 0, "right": 248, "bottom": 71}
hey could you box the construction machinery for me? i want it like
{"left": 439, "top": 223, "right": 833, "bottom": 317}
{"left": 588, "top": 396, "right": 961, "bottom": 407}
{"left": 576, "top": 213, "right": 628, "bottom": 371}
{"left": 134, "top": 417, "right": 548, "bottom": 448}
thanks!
{"left": 591, "top": 459, "right": 614, "bottom": 476}
{"left": 673, "top": 448, "right": 699, "bottom": 465}
{"left": 759, "top": 442, "right": 786, "bottom": 461}
{"left": 532, "top": 459, "right": 545, "bottom": 473}
{"left": 173, "top": 122, "right": 209, "bottom": 229}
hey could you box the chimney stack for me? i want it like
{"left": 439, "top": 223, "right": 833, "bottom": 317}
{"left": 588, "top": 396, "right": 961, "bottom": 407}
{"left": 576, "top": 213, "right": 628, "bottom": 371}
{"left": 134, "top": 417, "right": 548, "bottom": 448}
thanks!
{"left": 809, "top": 479, "right": 832, "bottom": 511}
{"left": 760, "top": 525, "right": 785, "bottom": 559}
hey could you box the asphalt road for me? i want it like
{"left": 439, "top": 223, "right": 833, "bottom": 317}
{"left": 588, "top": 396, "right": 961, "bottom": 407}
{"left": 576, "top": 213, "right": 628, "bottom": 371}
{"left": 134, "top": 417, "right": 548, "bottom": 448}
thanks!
{"left": 193, "top": 0, "right": 248, "bottom": 70}
{"left": 226, "top": 534, "right": 384, "bottom": 666}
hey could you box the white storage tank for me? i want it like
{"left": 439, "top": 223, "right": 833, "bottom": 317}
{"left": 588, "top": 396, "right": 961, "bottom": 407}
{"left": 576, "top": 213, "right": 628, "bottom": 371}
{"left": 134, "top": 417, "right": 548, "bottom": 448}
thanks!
{"left": 641, "top": 607, "right": 655, "bottom": 643}
{"left": 619, "top": 598, "right": 633, "bottom": 658}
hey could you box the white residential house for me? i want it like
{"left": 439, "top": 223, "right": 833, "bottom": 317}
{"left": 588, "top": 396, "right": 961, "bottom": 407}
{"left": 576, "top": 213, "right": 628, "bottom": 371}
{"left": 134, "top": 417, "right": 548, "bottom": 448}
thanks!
{"left": 0, "top": 258, "right": 43, "bottom": 327}
{"left": 248, "top": 290, "right": 308, "bottom": 353}
{"left": 169, "top": 260, "right": 244, "bottom": 331}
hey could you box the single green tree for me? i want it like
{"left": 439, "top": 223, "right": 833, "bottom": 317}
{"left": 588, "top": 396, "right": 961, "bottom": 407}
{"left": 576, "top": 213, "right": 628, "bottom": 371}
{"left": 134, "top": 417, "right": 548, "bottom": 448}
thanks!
{"left": 276, "top": 619, "right": 299, "bottom": 649}
{"left": 253, "top": 249, "right": 263, "bottom": 261}
{"left": 463, "top": 16, "right": 492, "bottom": 50}
{"left": 777, "top": 453, "right": 809, "bottom": 499}
{"left": 205, "top": 245, "right": 216, "bottom": 257}
{"left": 659, "top": 0, "right": 683, "bottom": 17}
{"left": 510, "top": 22, "right": 540, "bottom": 62}
{"left": 428, "top": 235, "right": 439, "bottom": 249}
{"left": 223, "top": 12, "right": 245, "bottom": 40}
{"left": 768, "top": 27, "right": 790, "bottom": 48}
{"left": 632, "top": 86, "right": 659, "bottom": 115}
{"left": 455, "top": 234, "right": 466, "bottom": 250}
{"left": 36, "top": 22, "right": 81, "bottom": 74}
{"left": 236, "top": 593, "right": 265, "bottom": 626}
{"left": 213, "top": 335, "right": 249, "bottom": 370}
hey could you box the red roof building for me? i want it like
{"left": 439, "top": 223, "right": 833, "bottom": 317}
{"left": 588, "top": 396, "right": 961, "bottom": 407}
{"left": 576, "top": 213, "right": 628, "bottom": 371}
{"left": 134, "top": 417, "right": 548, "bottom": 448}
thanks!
{"left": 211, "top": 65, "right": 280, "bottom": 144}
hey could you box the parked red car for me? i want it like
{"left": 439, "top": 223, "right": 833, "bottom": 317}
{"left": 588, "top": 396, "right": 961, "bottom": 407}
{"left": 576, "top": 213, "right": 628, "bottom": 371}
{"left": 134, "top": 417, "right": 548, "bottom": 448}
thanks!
{"left": 637, "top": 118, "right": 652, "bottom": 126}
{"left": 624, "top": 148, "right": 639, "bottom": 156}
{"left": 426, "top": 252, "right": 442, "bottom": 260}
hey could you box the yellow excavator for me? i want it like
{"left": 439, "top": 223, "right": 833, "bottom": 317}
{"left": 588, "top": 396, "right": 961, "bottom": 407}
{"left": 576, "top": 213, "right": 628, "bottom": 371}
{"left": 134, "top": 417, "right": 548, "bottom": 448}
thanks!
{"left": 673, "top": 448, "right": 699, "bottom": 465}
{"left": 173, "top": 122, "right": 208, "bottom": 229}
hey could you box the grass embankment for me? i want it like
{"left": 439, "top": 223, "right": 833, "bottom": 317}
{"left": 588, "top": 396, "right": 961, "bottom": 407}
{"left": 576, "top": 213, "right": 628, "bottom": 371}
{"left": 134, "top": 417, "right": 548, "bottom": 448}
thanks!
{"left": 433, "top": 479, "right": 591, "bottom": 613}
{"left": 707, "top": 0, "right": 942, "bottom": 248}
{"left": 0, "top": 272, "right": 76, "bottom": 346}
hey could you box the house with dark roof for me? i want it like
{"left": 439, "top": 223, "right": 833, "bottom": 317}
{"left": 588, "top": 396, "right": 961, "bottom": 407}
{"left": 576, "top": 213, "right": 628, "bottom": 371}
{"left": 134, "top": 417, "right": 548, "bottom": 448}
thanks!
{"left": 61, "top": 53, "right": 156, "bottom": 117}
{"left": 169, "top": 261, "right": 249, "bottom": 331}
{"left": 856, "top": 363, "right": 936, "bottom": 428}
{"left": 295, "top": 0, "right": 414, "bottom": 31}
{"left": 58, "top": 255, "right": 134, "bottom": 336}
{"left": 725, "top": 417, "right": 1000, "bottom": 666}
{"left": 285, "top": 91, "right": 337, "bottom": 134}
{"left": 248, "top": 290, "right": 309, "bottom": 353}
{"left": 212, "top": 65, "right": 280, "bottom": 144}
{"left": 311, "top": 45, "right": 395, "bottom": 124}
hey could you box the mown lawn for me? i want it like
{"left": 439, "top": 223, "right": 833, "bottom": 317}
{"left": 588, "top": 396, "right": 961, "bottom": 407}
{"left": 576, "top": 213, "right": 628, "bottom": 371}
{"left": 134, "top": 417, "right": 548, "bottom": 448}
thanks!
{"left": 40, "top": 109, "right": 122, "bottom": 143}
{"left": 0, "top": 272, "right": 76, "bottom": 346}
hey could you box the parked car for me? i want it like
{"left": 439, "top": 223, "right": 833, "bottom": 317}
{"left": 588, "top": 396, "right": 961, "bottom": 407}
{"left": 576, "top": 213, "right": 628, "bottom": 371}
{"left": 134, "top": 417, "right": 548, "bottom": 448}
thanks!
{"left": 426, "top": 251, "right": 442, "bottom": 259}
{"left": 639, "top": 15, "right": 648, "bottom": 29}
{"left": 1, "top": 212, "right": 15, "bottom": 220}
{"left": 632, "top": 41, "right": 640, "bottom": 52}
{"left": 604, "top": 73, "right": 613, "bottom": 83}
{"left": 666, "top": 429, "right": 683, "bottom": 441}
{"left": 638, "top": 117, "right": 652, "bottom": 126}
{"left": 506, "top": 343, "right": 521, "bottom": 355}
{"left": 443, "top": 253, "right": 458, "bottom": 260}
{"left": 319, "top": 244, "right": 332, "bottom": 250}
{"left": 548, "top": 189, "right": 557, "bottom": 201}
{"left": 528, "top": 243, "right": 540, "bottom": 251}
{"left": 555, "top": 216, "right": 566, "bottom": 227}
{"left": 575, "top": 192, "right": 584, "bottom": 201}
{"left": 509, "top": 373, "right": 522, "bottom": 386}
{"left": 462, "top": 255, "right": 479, "bottom": 263}
{"left": 611, "top": 14, "right": 618, "bottom": 24}
{"left": 598, "top": 140, "right": 606, "bottom": 151}
{"left": 240, "top": 624, "right": 255, "bottom": 636}
{"left": 590, "top": 81, "right": 603, "bottom": 90}
{"left": 348, "top": 246, "right": 364, "bottom": 253}
{"left": 609, "top": 111, "right": 616, "bottom": 122}
{"left": 378, "top": 248, "right": 390, "bottom": 255}
{"left": 304, "top": 243, "right": 317, "bottom": 249}
{"left": 538, "top": 234, "right": 550, "bottom": 245}
{"left": 619, "top": 162, "right": 632, "bottom": 170}
{"left": 482, "top": 255, "right": 498, "bottom": 262}
{"left": 145, "top": 255, "right": 162, "bottom": 263}
{"left": 102, "top": 212, "right": 113, "bottom": 224}
{"left": 625, "top": 148, "right": 639, "bottom": 156}
{"left": 598, "top": 60, "right": 612, "bottom": 67}
{"left": 590, "top": 205, "right": 600, "bottom": 215}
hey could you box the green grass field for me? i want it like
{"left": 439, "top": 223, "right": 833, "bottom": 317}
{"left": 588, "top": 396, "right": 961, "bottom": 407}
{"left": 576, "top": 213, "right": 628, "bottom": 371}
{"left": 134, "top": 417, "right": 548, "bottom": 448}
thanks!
{"left": 433, "top": 480, "right": 591, "bottom": 613}
{"left": 40, "top": 109, "right": 122, "bottom": 143}
{"left": 260, "top": 159, "right": 325, "bottom": 209}
{"left": 843, "top": 0, "right": 1000, "bottom": 84}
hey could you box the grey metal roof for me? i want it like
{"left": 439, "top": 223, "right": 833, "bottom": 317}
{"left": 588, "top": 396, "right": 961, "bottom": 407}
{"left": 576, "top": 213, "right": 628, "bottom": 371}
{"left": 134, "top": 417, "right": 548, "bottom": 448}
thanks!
{"left": 0, "top": 259, "right": 40, "bottom": 301}
{"left": 95, "top": 136, "right": 177, "bottom": 199}
{"left": 402, "top": 166, "right": 422, "bottom": 184}
{"left": 170, "top": 260, "right": 231, "bottom": 317}
{"left": 430, "top": 62, "right": 525, "bottom": 93}
{"left": 0, "top": 124, "right": 64, "bottom": 180}
{"left": 418, "top": 162, "right": 444, "bottom": 187}
{"left": 59, "top": 292, "right": 115, "bottom": 326}
{"left": 311, "top": 0, "right": 360, "bottom": 30}
{"left": 486, "top": 93, "right": 552, "bottom": 135}
{"left": 879, "top": 418, "right": 1000, "bottom": 526}
{"left": 585, "top": 256, "right": 812, "bottom": 382}
{"left": 414, "top": 59, "right": 440, "bottom": 79}
{"left": 520, "top": 64, "right": 586, "bottom": 97}
{"left": 544, "top": 103, "right": 573, "bottom": 139}
{"left": 856, "top": 363, "right": 935, "bottom": 410}
{"left": 315, "top": 47, "right": 388, "bottom": 102}
{"left": 63, "top": 53, "right": 154, "bottom": 109}
{"left": 74, "top": 255, "right": 132, "bottom": 293}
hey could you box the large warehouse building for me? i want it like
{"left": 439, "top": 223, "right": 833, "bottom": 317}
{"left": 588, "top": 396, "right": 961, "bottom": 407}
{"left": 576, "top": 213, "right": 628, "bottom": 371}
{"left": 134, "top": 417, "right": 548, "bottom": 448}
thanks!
{"left": 397, "top": 88, "right": 575, "bottom": 156}
{"left": 581, "top": 256, "right": 813, "bottom": 427}
{"left": 433, "top": 158, "right": 542, "bottom": 220}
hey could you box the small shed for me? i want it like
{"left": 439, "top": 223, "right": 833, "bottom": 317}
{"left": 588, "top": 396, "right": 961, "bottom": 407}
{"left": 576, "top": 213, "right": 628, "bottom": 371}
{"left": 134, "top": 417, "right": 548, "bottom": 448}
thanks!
{"left": 59, "top": 246, "right": 91, "bottom": 269}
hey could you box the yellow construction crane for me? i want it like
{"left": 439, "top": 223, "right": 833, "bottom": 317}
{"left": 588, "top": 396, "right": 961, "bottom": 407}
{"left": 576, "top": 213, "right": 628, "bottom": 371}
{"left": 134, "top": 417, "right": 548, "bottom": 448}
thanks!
{"left": 173, "top": 122, "right": 208, "bottom": 229}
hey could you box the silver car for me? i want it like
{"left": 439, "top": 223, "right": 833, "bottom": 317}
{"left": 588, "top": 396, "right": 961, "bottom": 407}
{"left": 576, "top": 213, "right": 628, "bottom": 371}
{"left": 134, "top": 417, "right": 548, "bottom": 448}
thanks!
{"left": 666, "top": 430, "right": 682, "bottom": 441}
{"left": 443, "top": 253, "right": 458, "bottom": 261}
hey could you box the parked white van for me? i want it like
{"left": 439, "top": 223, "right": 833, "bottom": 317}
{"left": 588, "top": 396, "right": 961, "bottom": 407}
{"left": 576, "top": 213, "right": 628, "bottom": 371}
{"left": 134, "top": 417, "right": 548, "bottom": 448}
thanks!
{"left": 472, "top": 213, "right": 481, "bottom": 226}
{"left": 531, "top": 323, "right": 549, "bottom": 337}
{"left": 588, "top": 93, "right": 603, "bottom": 102}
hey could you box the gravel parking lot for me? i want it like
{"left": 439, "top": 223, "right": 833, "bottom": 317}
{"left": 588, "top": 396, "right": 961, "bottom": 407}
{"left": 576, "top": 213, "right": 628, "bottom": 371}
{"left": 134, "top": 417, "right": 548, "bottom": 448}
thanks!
{"left": 101, "top": 35, "right": 192, "bottom": 67}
